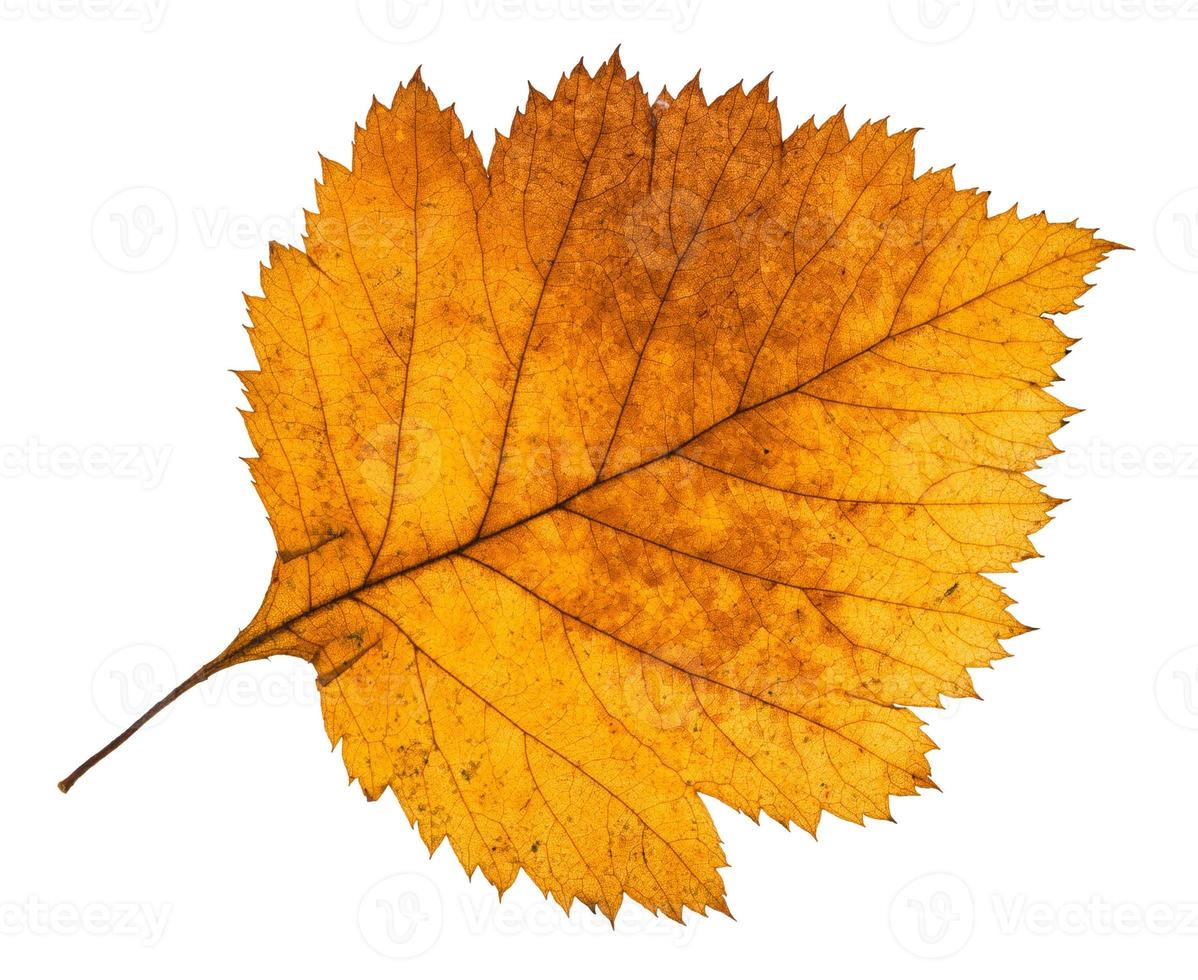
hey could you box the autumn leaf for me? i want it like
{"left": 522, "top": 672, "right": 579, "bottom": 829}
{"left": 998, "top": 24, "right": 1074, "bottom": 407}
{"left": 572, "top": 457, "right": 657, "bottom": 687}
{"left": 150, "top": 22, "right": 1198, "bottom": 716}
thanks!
{"left": 61, "top": 52, "right": 1121, "bottom": 921}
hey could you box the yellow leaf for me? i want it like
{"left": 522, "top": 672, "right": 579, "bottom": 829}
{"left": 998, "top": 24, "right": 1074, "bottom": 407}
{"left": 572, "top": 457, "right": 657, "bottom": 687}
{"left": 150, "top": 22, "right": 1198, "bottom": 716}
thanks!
{"left": 60, "top": 53, "right": 1122, "bottom": 922}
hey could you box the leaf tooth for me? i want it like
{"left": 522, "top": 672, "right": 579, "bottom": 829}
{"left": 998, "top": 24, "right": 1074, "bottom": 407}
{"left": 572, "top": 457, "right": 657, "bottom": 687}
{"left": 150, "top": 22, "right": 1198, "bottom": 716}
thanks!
{"left": 677, "top": 69, "right": 704, "bottom": 106}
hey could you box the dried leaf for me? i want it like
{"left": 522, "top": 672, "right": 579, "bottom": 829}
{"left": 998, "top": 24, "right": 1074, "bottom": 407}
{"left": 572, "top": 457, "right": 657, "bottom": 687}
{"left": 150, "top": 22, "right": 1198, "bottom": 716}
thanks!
{"left": 61, "top": 52, "right": 1121, "bottom": 921}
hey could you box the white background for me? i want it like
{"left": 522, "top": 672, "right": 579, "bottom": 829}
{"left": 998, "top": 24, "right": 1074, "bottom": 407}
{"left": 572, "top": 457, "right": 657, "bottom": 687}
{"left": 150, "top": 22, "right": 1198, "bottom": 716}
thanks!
{"left": 2, "top": 0, "right": 1195, "bottom": 976}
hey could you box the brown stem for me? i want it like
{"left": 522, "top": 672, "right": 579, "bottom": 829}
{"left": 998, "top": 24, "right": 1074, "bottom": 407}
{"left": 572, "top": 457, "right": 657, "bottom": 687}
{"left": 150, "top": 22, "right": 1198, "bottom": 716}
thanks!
{"left": 58, "top": 649, "right": 240, "bottom": 793}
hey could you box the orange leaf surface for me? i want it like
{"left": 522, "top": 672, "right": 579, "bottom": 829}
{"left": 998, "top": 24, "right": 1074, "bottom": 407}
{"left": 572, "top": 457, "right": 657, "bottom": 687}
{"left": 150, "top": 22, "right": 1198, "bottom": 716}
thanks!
{"left": 61, "top": 52, "right": 1121, "bottom": 921}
